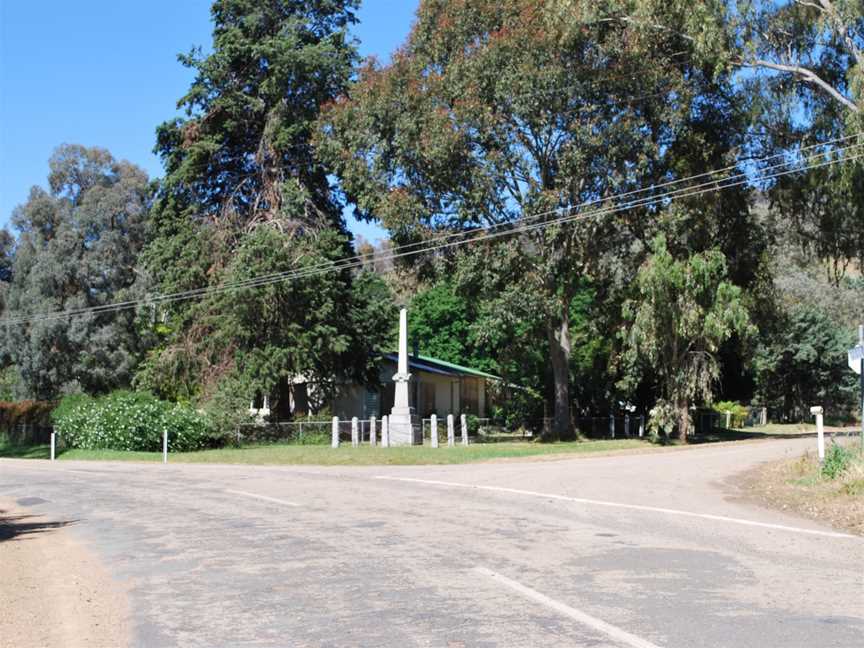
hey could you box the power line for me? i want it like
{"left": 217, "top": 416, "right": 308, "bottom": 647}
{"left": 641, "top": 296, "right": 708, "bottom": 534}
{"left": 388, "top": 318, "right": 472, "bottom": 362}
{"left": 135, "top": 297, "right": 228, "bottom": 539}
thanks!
{"left": 3, "top": 138, "right": 862, "bottom": 327}
{"left": 149, "top": 131, "right": 864, "bottom": 300}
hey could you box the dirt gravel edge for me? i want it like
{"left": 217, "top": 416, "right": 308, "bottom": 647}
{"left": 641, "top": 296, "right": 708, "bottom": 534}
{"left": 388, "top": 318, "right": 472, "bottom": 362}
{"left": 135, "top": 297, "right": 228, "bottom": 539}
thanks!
{"left": 0, "top": 497, "right": 130, "bottom": 648}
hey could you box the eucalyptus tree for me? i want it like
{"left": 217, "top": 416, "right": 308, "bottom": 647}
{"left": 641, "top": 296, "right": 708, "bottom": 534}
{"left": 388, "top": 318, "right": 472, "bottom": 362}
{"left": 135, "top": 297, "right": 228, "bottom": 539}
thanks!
{"left": 318, "top": 0, "right": 755, "bottom": 438}
{"left": 621, "top": 235, "right": 752, "bottom": 441}
{"left": 3, "top": 145, "right": 152, "bottom": 399}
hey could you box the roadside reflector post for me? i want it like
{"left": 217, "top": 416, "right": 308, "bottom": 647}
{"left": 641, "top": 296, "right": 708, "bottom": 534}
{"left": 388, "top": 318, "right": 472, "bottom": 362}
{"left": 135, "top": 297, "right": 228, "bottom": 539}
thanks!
{"left": 609, "top": 414, "right": 615, "bottom": 438}
{"left": 845, "top": 324, "right": 864, "bottom": 450}
{"left": 369, "top": 416, "right": 377, "bottom": 447}
{"left": 162, "top": 430, "right": 168, "bottom": 464}
{"left": 382, "top": 415, "right": 390, "bottom": 448}
{"left": 810, "top": 406, "right": 824, "bottom": 462}
{"left": 50, "top": 432, "right": 56, "bottom": 462}
{"left": 351, "top": 417, "right": 359, "bottom": 448}
{"left": 331, "top": 416, "right": 339, "bottom": 448}
{"left": 460, "top": 414, "right": 469, "bottom": 446}
{"left": 639, "top": 416, "right": 644, "bottom": 438}
{"left": 447, "top": 414, "right": 455, "bottom": 447}
{"left": 430, "top": 414, "right": 439, "bottom": 448}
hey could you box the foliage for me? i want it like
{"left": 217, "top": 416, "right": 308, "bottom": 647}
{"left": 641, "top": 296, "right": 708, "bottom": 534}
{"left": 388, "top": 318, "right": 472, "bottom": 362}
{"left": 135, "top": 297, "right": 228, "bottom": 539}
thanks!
{"left": 622, "top": 235, "right": 752, "bottom": 440}
{"left": 52, "top": 391, "right": 214, "bottom": 452}
{"left": 754, "top": 305, "right": 858, "bottom": 420}
{"left": 410, "top": 282, "right": 476, "bottom": 366}
{"left": 318, "top": 0, "right": 762, "bottom": 439}
{"left": 152, "top": 0, "right": 359, "bottom": 235}
{"left": 713, "top": 400, "right": 749, "bottom": 428}
{"left": 0, "top": 399, "right": 55, "bottom": 444}
{"left": 646, "top": 400, "right": 679, "bottom": 441}
{"left": 2, "top": 145, "right": 152, "bottom": 399}
{"left": 139, "top": 0, "right": 390, "bottom": 415}
{"left": 822, "top": 442, "right": 855, "bottom": 479}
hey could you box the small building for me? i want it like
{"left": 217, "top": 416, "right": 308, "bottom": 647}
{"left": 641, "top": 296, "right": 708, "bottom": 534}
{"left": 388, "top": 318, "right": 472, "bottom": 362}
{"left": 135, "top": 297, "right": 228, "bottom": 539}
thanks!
{"left": 252, "top": 353, "right": 499, "bottom": 421}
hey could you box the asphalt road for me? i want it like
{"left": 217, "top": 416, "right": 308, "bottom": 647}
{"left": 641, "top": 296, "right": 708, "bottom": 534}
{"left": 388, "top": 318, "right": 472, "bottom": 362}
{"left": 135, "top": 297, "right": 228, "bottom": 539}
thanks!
{"left": 1, "top": 437, "right": 862, "bottom": 647}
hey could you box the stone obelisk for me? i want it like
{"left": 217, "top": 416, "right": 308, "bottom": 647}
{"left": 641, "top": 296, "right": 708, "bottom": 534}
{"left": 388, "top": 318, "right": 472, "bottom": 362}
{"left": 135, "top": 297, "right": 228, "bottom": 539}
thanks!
{"left": 388, "top": 308, "right": 421, "bottom": 445}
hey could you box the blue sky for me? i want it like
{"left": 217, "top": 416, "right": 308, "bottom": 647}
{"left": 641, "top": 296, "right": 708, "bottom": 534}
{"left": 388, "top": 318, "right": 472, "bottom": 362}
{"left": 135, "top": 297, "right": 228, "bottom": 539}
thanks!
{"left": 0, "top": 1, "right": 418, "bottom": 242}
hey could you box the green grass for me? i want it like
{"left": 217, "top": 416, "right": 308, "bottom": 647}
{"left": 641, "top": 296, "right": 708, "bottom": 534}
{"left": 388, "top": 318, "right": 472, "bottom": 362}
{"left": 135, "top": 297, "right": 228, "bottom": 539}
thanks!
{"left": 736, "top": 422, "right": 817, "bottom": 435}
{"left": 1, "top": 438, "right": 649, "bottom": 465}
{"left": 0, "top": 438, "right": 51, "bottom": 459}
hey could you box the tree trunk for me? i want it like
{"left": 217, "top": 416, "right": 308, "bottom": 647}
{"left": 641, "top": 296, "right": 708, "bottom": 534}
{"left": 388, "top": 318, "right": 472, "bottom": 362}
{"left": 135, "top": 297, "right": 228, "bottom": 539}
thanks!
{"left": 548, "top": 315, "right": 573, "bottom": 441}
{"left": 677, "top": 397, "right": 690, "bottom": 443}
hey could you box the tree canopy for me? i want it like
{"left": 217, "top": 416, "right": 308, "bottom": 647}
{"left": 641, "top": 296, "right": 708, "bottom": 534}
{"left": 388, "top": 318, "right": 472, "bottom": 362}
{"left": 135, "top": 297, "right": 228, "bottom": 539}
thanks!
{"left": 2, "top": 145, "right": 152, "bottom": 399}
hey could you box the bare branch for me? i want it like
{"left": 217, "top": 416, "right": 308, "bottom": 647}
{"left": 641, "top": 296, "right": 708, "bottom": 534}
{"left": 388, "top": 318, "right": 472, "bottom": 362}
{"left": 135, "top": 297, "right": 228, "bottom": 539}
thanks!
{"left": 739, "top": 58, "right": 860, "bottom": 113}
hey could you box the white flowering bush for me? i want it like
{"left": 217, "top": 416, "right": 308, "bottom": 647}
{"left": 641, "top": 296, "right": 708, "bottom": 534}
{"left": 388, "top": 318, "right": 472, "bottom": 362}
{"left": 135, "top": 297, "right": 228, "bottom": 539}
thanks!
{"left": 52, "top": 391, "right": 214, "bottom": 452}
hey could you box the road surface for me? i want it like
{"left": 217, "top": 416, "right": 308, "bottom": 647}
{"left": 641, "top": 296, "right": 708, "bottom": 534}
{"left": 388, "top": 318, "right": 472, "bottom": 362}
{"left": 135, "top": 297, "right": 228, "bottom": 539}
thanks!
{"left": 1, "top": 437, "right": 862, "bottom": 647}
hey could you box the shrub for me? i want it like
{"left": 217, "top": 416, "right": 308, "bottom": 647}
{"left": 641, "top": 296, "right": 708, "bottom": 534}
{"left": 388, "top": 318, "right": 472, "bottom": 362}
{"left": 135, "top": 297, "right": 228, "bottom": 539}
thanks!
{"left": 822, "top": 443, "right": 854, "bottom": 480}
{"left": 52, "top": 391, "right": 215, "bottom": 452}
{"left": 0, "top": 400, "right": 56, "bottom": 427}
{"left": 713, "top": 401, "right": 748, "bottom": 428}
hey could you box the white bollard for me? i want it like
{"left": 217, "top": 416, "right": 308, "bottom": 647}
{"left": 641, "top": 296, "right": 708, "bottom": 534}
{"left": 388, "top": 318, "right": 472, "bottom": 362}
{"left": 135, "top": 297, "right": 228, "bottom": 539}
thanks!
{"left": 370, "top": 416, "right": 377, "bottom": 447}
{"left": 382, "top": 415, "right": 390, "bottom": 448}
{"left": 447, "top": 414, "right": 455, "bottom": 447}
{"left": 725, "top": 411, "right": 731, "bottom": 429}
{"left": 331, "top": 416, "right": 340, "bottom": 448}
{"left": 609, "top": 414, "right": 615, "bottom": 438}
{"left": 460, "top": 414, "right": 469, "bottom": 446}
{"left": 624, "top": 414, "right": 630, "bottom": 437}
{"left": 50, "top": 432, "right": 56, "bottom": 462}
{"left": 811, "top": 406, "right": 825, "bottom": 462}
{"left": 351, "top": 417, "right": 359, "bottom": 447}
{"left": 430, "top": 414, "right": 439, "bottom": 448}
{"left": 162, "top": 430, "right": 168, "bottom": 464}
{"left": 639, "top": 416, "right": 644, "bottom": 438}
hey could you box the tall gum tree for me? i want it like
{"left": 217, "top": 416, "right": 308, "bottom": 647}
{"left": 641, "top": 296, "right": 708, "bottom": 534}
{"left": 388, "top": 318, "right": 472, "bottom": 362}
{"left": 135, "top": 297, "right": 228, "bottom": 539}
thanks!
{"left": 3, "top": 145, "right": 151, "bottom": 399}
{"left": 318, "top": 0, "right": 746, "bottom": 438}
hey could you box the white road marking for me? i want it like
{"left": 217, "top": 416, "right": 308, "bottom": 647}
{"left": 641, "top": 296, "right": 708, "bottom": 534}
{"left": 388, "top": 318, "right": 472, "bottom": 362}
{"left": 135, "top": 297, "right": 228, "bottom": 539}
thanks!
{"left": 224, "top": 489, "right": 300, "bottom": 507}
{"left": 374, "top": 476, "right": 859, "bottom": 540}
{"left": 474, "top": 567, "right": 662, "bottom": 648}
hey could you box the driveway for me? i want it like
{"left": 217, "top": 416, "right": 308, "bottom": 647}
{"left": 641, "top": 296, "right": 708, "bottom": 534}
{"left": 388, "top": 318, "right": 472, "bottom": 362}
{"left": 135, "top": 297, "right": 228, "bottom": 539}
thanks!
{"left": 1, "top": 437, "right": 862, "bottom": 647}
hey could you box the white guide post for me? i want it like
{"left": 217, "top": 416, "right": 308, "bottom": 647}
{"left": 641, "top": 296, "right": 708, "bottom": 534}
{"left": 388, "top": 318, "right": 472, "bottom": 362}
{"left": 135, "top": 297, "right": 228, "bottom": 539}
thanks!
{"left": 331, "top": 416, "right": 340, "bottom": 448}
{"left": 447, "top": 414, "right": 455, "bottom": 447}
{"left": 50, "top": 432, "right": 56, "bottom": 462}
{"left": 624, "top": 414, "right": 630, "bottom": 437}
{"left": 639, "top": 416, "right": 644, "bottom": 438}
{"left": 460, "top": 414, "right": 469, "bottom": 446}
{"left": 609, "top": 414, "right": 615, "bottom": 438}
{"left": 811, "top": 406, "right": 825, "bottom": 462}
{"left": 369, "top": 416, "right": 377, "bottom": 447}
{"left": 430, "top": 414, "right": 439, "bottom": 448}
{"left": 351, "top": 417, "right": 359, "bottom": 447}
{"left": 382, "top": 415, "right": 390, "bottom": 448}
{"left": 162, "top": 430, "right": 168, "bottom": 464}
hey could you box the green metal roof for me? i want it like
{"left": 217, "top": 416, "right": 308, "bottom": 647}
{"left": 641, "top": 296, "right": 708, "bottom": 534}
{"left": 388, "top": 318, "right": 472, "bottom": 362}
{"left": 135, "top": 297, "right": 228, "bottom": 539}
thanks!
{"left": 415, "top": 354, "right": 500, "bottom": 380}
{"left": 383, "top": 351, "right": 500, "bottom": 380}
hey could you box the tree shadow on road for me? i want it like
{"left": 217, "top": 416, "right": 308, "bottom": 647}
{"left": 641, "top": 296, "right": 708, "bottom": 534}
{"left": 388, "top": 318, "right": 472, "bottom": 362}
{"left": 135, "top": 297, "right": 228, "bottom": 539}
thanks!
{"left": 0, "top": 509, "right": 76, "bottom": 542}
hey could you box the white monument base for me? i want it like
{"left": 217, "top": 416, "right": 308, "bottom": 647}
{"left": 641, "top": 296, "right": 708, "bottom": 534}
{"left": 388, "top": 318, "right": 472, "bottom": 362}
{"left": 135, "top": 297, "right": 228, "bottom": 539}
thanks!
{"left": 388, "top": 408, "right": 421, "bottom": 446}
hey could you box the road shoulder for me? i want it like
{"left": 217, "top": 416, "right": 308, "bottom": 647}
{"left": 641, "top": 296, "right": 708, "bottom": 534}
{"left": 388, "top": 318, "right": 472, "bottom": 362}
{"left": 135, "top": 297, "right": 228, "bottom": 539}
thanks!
{"left": 0, "top": 497, "right": 130, "bottom": 648}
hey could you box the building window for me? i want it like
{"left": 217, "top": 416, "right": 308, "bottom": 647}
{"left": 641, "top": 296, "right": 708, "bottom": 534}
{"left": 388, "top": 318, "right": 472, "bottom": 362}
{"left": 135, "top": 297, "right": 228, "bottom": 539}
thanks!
{"left": 460, "top": 379, "right": 479, "bottom": 415}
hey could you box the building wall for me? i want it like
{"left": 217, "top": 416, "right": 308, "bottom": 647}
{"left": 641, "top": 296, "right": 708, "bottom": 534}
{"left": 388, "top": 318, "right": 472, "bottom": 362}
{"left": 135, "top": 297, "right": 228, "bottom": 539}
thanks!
{"left": 291, "top": 365, "right": 488, "bottom": 420}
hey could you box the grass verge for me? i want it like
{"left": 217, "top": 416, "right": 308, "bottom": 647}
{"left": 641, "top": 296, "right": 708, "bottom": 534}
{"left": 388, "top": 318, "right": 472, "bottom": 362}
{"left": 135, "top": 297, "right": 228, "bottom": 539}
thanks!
{"left": 1, "top": 438, "right": 649, "bottom": 465}
{"left": 741, "top": 440, "right": 864, "bottom": 536}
